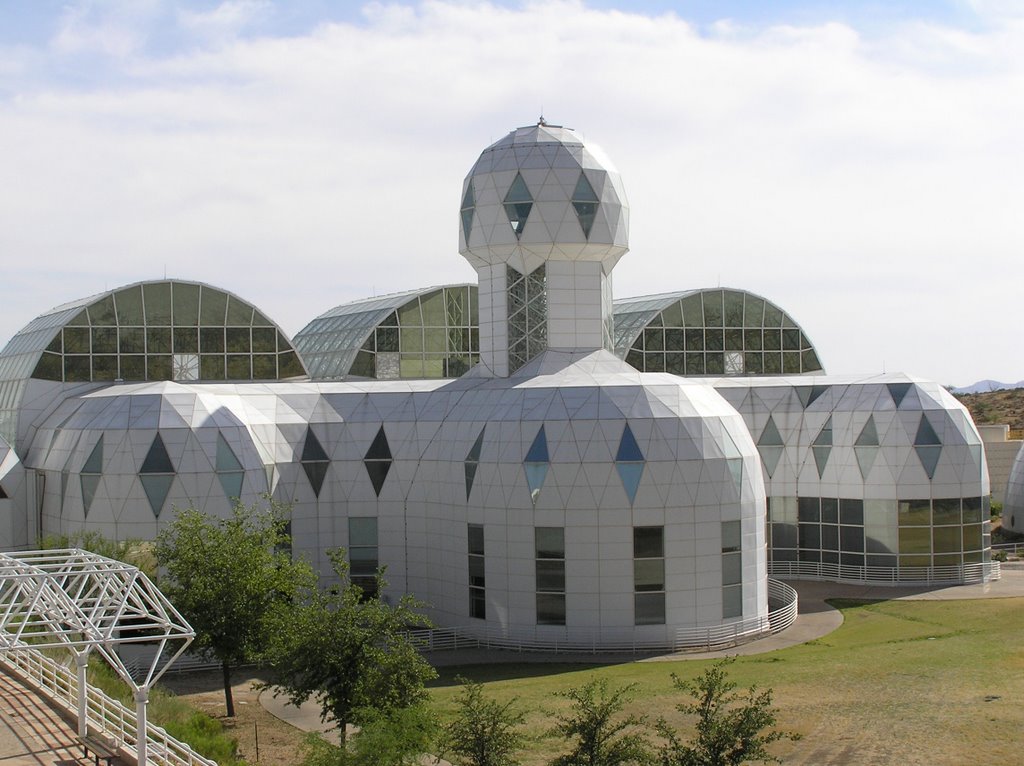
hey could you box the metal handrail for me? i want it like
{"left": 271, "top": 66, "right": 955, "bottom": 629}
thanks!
{"left": 0, "top": 646, "right": 217, "bottom": 766}
{"left": 406, "top": 579, "right": 799, "bottom": 654}
{"left": 767, "top": 560, "right": 1000, "bottom": 585}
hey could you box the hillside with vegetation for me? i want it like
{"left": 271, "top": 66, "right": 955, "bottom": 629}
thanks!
{"left": 954, "top": 387, "right": 1024, "bottom": 432}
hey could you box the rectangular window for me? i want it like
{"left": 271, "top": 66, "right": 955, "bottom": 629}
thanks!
{"left": 634, "top": 526, "right": 665, "bottom": 625}
{"left": 348, "top": 517, "right": 378, "bottom": 598}
{"left": 536, "top": 527, "right": 565, "bottom": 625}
{"left": 468, "top": 524, "right": 486, "bottom": 620}
{"left": 722, "top": 520, "right": 742, "bottom": 618}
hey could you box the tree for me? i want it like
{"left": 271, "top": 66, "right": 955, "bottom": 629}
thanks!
{"left": 441, "top": 677, "right": 525, "bottom": 766}
{"left": 299, "top": 703, "right": 438, "bottom": 766}
{"left": 548, "top": 679, "right": 652, "bottom": 766}
{"left": 155, "top": 499, "right": 312, "bottom": 717}
{"left": 656, "top": 658, "right": 800, "bottom": 766}
{"left": 263, "top": 549, "right": 437, "bottom": 738}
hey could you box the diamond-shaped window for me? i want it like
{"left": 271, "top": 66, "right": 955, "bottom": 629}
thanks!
{"left": 914, "top": 414, "right": 942, "bottom": 479}
{"left": 811, "top": 416, "right": 832, "bottom": 478}
{"left": 796, "top": 385, "right": 828, "bottom": 409}
{"left": 524, "top": 425, "right": 549, "bottom": 506}
{"left": 139, "top": 433, "right": 175, "bottom": 517}
{"left": 364, "top": 426, "right": 392, "bottom": 497}
{"left": 572, "top": 172, "right": 599, "bottom": 239}
{"left": 216, "top": 432, "right": 244, "bottom": 501}
{"left": 80, "top": 436, "right": 103, "bottom": 518}
{"left": 888, "top": 382, "right": 912, "bottom": 408}
{"left": 615, "top": 424, "right": 644, "bottom": 505}
{"left": 461, "top": 183, "right": 475, "bottom": 243}
{"left": 756, "top": 415, "right": 784, "bottom": 478}
{"left": 301, "top": 427, "right": 330, "bottom": 498}
{"left": 504, "top": 173, "right": 533, "bottom": 239}
{"left": 464, "top": 426, "right": 485, "bottom": 501}
{"left": 854, "top": 416, "right": 879, "bottom": 480}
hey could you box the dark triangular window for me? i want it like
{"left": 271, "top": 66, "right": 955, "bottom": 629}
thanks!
{"left": 464, "top": 427, "right": 485, "bottom": 500}
{"left": 525, "top": 425, "right": 549, "bottom": 463}
{"left": 572, "top": 172, "right": 599, "bottom": 238}
{"left": 216, "top": 433, "right": 244, "bottom": 500}
{"left": 82, "top": 436, "right": 104, "bottom": 474}
{"left": 616, "top": 424, "right": 644, "bottom": 462}
{"left": 796, "top": 385, "right": 828, "bottom": 409}
{"left": 140, "top": 434, "right": 174, "bottom": 474}
{"left": 363, "top": 426, "right": 392, "bottom": 497}
{"left": 301, "top": 427, "right": 330, "bottom": 498}
{"left": 914, "top": 415, "right": 941, "bottom": 446}
{"left": 888, "top": 382, "right": 912, "bottom": 408}
{"left": 523, "top": 425, "right": 549, "bottom": 506}
{"left": 461, "top": 183, "right": 475, "bottom": 243}
{"left": 0, "top": 484, "right": 6, "bottom": 499}
{"left": 504, "top": 173, "right": 533, "bottom": 238}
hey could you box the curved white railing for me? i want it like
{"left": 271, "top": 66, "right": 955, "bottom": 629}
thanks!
{"left": 407, "top": 578, "right": 799, "bottom": 655}
{"left": 767, "top": 560, "right": 1000, "bottom": 585}
{"left": 0, "top": 646, "right": 217, "bottom": 766}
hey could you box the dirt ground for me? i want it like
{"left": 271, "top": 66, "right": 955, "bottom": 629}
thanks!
{"left": 159, "top": 669, "right": 308, "bottom": 765}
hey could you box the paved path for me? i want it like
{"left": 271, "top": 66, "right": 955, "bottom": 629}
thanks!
{"left": 0, "top": 667, "right": 92, "bottom": 766}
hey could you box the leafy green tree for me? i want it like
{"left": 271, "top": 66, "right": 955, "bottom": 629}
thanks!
{"left": 263, "top": 550, "right": 437, "bottom": 739}
{"left": 155, "top": 499, "right": 313, "bottom": 717}
{"left": 548, "top": 679, "right": 652, "bottom": 766}
{"left": 656, "top": 658, "right": 800, "bottom": 766}
{"left": 299, "top": 704, "right": 438, "bottom": 766}
{"left": 441, "top": 677, "right": 525, "bottom": 766}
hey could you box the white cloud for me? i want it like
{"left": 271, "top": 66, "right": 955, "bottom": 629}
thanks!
{"left": 1, "top": 0, "right": 1022, "bottom": 385}
{"left": 177, "top": 0, "right": 273, "bottom": 42}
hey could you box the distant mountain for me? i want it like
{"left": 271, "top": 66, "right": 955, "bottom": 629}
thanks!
{"left": 951, "top": 380, "right": 1024, "bottom": 395}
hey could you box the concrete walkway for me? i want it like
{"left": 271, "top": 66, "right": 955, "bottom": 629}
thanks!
{"left": 0, "top": 667, "right": 93, "bottom": 766}
{"left": 259, "top": 569, "right": 1024, "bottom": 731}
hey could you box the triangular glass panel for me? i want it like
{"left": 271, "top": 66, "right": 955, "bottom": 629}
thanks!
{"left": 504, "top": 173, "right": 533, "bottom": 238}
{"left": 726, "top": 457, "right": 744, "bottom": 489}
{"left": 616, "top": 424, "right": 644, "bottom": 462}
{"left": 264, "top": 464, "right": 277, "bottom": 493}
{"left": 572, "top": 172, "right": 599, "bottom": 238}
{"left": 365, "top": 426, "right": 392, "bottom": 461}
{"left": 525, "top": 425, "right": 549, "bottom": 463}
{"left": 855, "top": 445, "right": 878, "bottom": 480}
{"left": 460, "top": 183, "right": 475, "bottom": 242}
{"left": 616, "top": 462, "right": 644, "bottom": 505}
{"left": 0, "top": 484, "right": 6, "bottom": 499}
{"left": 914, "top": 415, "right": 941, "bottom": 446}
{"left": 218, "top": 471, "right": 244, "bottom": 501}
{"left": 812, "top": 416, "right": 833, "bottom": 447}
{"left": 302, "top": 427, "right": 329, "bottom": 462}
{"left": 216, "top": 433, "right": 243, "bottom": 472}
{"left": 464, "top": 427, "right": 485, "bottom": 500}
{"left": 915, "top": 445, "right": 942, "bottom": 479}
{"left": 303, "top": 461, "right": 329, "bottom": 497}
{"left": 364, "top": 459, "right": 391, "bottom": 497}
{"left": 82, "top": 436, "right": 103, "bottom": 474}
{"left": 80, "top": 474, "right": 100, "bottom": 516}
{"left": 812, "top": 445, "right": 832, "bottom": 478}
{"left": 888, "top": 382, "right": 913, "bottom": 408}
{"left": 855, "top": 416, "right": 879, "bottom": 446}
{"left": 758, "top": 445, "right": 783, "bottom": 477}
{"left": 140, "top": 474, "right": 174, "bottom": 517}
{"left": 757, "top": 416, "right": 784, "bottom": 447}
{"left": 795, "top": 385, "right": 828, "bottom": 409}
{"left": 140, "top": 433, "right": 174, "bottom": 474}
{"left": 61, "top": 471, "right": 69, "bottom": 511}
{"left": 524, "top": 461, "right": 549, "bottom": 506}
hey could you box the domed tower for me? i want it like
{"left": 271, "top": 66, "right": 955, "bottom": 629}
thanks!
{"left": 459, "top": 120, "right": 629, "bottom": 376}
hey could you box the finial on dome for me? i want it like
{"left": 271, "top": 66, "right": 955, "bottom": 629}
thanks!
{"left": 538, "top": 114, "right": 547, "bottom": 126}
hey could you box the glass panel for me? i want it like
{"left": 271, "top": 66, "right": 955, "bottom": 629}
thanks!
{"left": 722, "top": 552, "right": 741, "bottom": 585}
{"left": 147, "top": 355, "right": 172, "bottom": 380}
{"left": 932, "top": 498, "right": 961, "bottom": 525}
{"left": 200, "top": 355, "right": 225, "bottom": 380}
{"left": 898, "top": 499, "right": 931, "bottom": 526}
{"left": 225, "top": 296, "right": 254, "bottom": 325}
{"left": 144, "top": 283, "right": 172, "bottom": 325}
{"left": 771, "top": 523, "right": 797, "bottom": 548}
{"left": 468, "top": 524, "right": 484, "bottom": 556}
{"left": 820, "top": 497, "right": 838, "bottom": 523}
{"left": 839, "top": 499, "right": 864, "bottom": 525}
{"left": 724, "top": 329, "right": 743, "bottom": 351}
{"left": 705, "top": 353, "right": 724, "bottom": 374}
{"left": 634, "top": 593, "right": 665, "bottom": 625}
{"left": 34, "top": 352, "right": 63, "bottom": 381}
{"left": 349, "top": 517, "right": 378, "bottom": 546}
{"left": 201, "top": 327, "right": 225, "bottom": 353}
{"left": 723, "top": 584, "right": 743, "bottom": 618}
{"left": 840, "top": 526, "right": 864, "bottom": 552}
{"left": 468, "top": 555, "right": 485, "bottom": 586}
{"left": 119, "top": 327, "right": 145, "bottom": 354}
{"left": 721, "top": 520, "right": 741, "bottom": 552}
{"left": 798, "top": 497, "right": 820, "bottom": 522}
{"left": 252, "top": 327, "right": 277, "bottom": 353}
{"left": 89, "top": 294, "right": 117, "bottom": 326}
{"left": 173, "top": 327, "right": 199, "bottom": 353}
{"left": 200, "top": 287, "right": 228, "bottom": 325}
{"left": 147, "top": 327, "right": 172, "bottom": 353}
{"left": 115, "top": 286, "right": 144, "bottom": 325}
{"left": 821, "top": 523, "right": 839, "bottom": 550}
{"left": 226, "top": 328, "right": 250, "bottom": 353}
{"left": 173, "top": 283, "right": 201, "bottom": 326}
{"left": 91, "top": 327, "right": 117, "bottom": 354}
{"left": 933, "top": 526, "right": 961, "bottom": 553}
{"left": 536, "top": 560, "right": 565, "bottom": 592}
{"left": 706, "top": 330, "right": 724, "bottom": 351}
{"left": 252, "top": 355, "right": 277, "bottom": 379}
{"left": 535, "top": 527, "right": 564, "bottom": 558}
{"left": 92, "top": 355, "right": 117, "bottom": 381}
{"left": 962, "top": 524, "right": 983, "bottom": 551}
{"left": 962, "top": 497, "right": 983, "bottom": 523}
{"left": 703, "top": 291, "right": 723, "bottom": 327}
{"left": 723, "top": 291, "right": 744, "bottom": 326}
{"left": 226, "top": 355, "right": 251, "bottom": 379}
{"left": 64, "top": 326, "right": 90, "bottom": 354}
{"left": 799, "top": 523, "right": 820, "bottom": 549}
{"left": 633, "top": 526, "right": 663, "bottom": 558}
{"left": 634, "top": 559, "right": 664, "bottom": 591}
{"left": 899, "top": 526, "right": 931, "bottom": 554}
{"left": 536, "top": 593, "right": 566, "bottom": 625}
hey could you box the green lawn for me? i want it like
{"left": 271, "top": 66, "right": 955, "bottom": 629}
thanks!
{"left": 426, "top": 598, "right": 1024, "bottom": 765}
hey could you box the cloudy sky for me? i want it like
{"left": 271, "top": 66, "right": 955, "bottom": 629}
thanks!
{"left": 1, "top": 0, "right": 1021, "bottom": 386}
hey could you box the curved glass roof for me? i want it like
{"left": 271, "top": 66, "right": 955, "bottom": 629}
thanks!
{"left": 612, "top": 288, "right": 824, "bottom": 376}
{"left": 0, "top": 280, "right": 306, "bottom": 446}
{"left": 293, "top": 285, "right": 479, "bottom": 380}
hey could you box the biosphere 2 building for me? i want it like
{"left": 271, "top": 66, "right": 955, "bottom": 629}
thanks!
{"left": 0, "top": 122, "right": 994, "bottom": 650}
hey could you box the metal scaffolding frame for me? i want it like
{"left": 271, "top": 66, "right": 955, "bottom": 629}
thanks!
{"left": 0, "top": 548, "right": 194, "bottom": 765}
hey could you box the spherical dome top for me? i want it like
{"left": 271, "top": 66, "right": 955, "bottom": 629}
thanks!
{"left": 459, "top": 121, "right": 629, "bottom": 275}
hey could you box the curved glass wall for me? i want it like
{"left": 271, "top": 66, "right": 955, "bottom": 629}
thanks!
{"left": 0, "top": 281, "right": 305, "bottom": 444}
{"left": 613, "top": 289, "right": 824, "bottom": 376}
{"left": 294, "top": 285, "right": 479, "bottom": 380}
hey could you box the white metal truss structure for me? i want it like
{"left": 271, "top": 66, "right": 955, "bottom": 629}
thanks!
{"left": 0, "top": 548, "right": 194, "bottom": 765}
